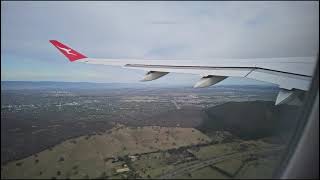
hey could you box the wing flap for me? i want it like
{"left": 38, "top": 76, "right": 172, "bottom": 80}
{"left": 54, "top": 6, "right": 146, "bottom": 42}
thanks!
{"left": 246, "top": 69, "right": 312, "bottom": 91}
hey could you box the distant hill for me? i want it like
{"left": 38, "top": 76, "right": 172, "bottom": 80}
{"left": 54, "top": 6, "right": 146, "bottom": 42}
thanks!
{"left": 200, "top": 101, "right": 300, "bottom": 140}
{"left": 1, "top": 81, "right": 278, "bottom": 91}
{"left": 1, "top": 81, "right": 148, "bottom": 90}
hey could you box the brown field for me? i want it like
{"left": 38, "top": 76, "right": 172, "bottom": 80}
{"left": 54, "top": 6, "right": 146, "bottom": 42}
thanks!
{"left": 1, "top": 125, "right": 211, "bottom": 179}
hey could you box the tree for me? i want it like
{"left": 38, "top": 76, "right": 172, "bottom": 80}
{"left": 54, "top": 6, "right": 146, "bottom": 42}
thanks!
{"left": 100, "top": 172, "right": 108, "bottom": 179}
{"left": 15, "top": 162, "right": 23, "bottom": 166}
{"left": 58, "top": 157, "right": 64, "bottom": 162}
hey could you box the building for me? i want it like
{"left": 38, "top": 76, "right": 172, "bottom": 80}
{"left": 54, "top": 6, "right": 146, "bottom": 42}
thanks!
{"left": 116, "top": 167, "right": 130, "bottom": 173}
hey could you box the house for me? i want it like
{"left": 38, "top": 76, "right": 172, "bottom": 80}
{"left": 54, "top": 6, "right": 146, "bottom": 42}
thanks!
{"left": 116, "top": 167, "right": 130, "bottom": 173}
{"left": 128, "top": 155, "right": 138, "bottom": 161}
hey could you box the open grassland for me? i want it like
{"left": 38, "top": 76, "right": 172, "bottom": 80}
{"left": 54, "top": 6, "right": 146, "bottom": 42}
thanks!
{"left": 2, "top": 124, "right": 284, "bottom": 179}
{"left": 189, "top": 139, "right": 279, "bottom": 160}
{"left": 1, "top": 125, "right": 210, "bottom": 179}
{"left": 174, "top": 166, "right": 229, "bottom": 179}
{"left": 130, "top": 152, "right": 176, "bottom": 178}
{"left": 234, "top": 156, "right": 282, "bottom": 179}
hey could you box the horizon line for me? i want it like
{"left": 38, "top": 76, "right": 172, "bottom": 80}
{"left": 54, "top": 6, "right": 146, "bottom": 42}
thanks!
{"left": 1, "top": 80, "right": 278, "bottom": 87}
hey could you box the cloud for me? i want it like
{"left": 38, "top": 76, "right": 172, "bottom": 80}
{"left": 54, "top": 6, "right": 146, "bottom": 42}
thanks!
{"left": 1, "top": 1, "right": 319, "bottom": 83}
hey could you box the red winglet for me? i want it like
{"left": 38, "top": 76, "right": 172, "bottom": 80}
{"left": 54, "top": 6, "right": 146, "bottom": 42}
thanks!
{"left": 49, "top": 40, "right": 87, "bottom": 62}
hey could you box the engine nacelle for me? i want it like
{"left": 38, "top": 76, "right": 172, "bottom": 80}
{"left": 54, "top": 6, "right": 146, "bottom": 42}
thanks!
{"left": 193, "top": 75, "right": 227, "bottom": 88}
{"left": 141, "top": 71, "right": 169, "bottom": 81}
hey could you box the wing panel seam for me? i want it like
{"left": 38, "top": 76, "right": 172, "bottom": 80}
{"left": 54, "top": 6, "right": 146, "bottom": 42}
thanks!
{"left": 125, "top": 64, "right": 312, "bottom": 78}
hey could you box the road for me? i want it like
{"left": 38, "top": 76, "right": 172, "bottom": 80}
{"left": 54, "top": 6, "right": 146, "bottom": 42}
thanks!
{"left": 171, "top": 100, "right": 181, "bottom": 110}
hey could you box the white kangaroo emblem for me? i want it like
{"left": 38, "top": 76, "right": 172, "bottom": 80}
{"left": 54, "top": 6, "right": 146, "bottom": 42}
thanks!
{"left": 56, "top": 46, "right": 77, "bottom": 56}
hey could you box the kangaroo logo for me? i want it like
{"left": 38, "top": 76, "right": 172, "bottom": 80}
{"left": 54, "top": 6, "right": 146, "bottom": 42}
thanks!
{"left": 56, "top": 46, "right": 77, "bottom": 56}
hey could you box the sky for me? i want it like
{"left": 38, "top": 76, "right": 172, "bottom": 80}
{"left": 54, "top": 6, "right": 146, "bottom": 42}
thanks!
{"left": 1, "top": 1, "right": 319, "bottom": 86}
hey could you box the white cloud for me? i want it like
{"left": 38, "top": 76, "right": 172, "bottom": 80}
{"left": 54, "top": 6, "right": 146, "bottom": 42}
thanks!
{"left": 1, "top": 1, "right": 319, "bottom": 83}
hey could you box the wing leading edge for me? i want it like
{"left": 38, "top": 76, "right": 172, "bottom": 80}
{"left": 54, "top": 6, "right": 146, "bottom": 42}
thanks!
{"left": 49, "top": 40, "right": 317, "bottom": 105}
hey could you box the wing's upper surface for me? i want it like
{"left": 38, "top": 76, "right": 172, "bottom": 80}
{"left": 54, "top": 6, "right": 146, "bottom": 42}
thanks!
{"left": 78, "top": 57, "right": 314, "bottom": 91}
{"left": 49, "top": 40, "right": 317, "bottom": 104}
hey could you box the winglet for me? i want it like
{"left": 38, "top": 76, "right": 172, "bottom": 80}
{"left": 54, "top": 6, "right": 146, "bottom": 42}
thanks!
{"left": 49, "top": 40, "right": 87, "bottom": 62}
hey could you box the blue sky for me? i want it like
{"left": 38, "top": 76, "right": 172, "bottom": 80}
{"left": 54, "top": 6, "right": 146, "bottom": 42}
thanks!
{"left": 1, "top": 1, "right": 319, "bottom": 86}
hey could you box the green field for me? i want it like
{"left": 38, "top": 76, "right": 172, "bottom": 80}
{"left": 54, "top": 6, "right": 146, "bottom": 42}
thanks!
{"left": 175, "top": 166, "right": 229, "bottom": 179}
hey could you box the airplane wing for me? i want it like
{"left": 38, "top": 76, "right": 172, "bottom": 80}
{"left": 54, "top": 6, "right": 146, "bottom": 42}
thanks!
{"left": 49, "top": 40, "right": 317, "bottom": 105}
